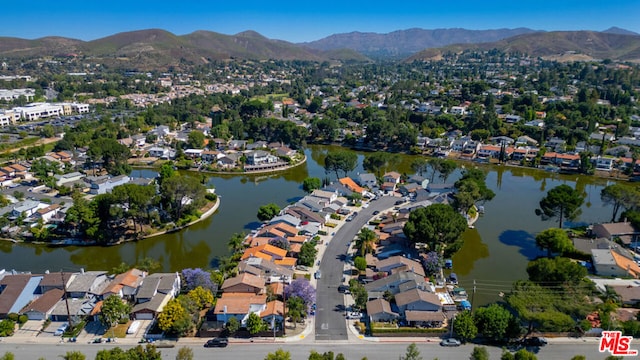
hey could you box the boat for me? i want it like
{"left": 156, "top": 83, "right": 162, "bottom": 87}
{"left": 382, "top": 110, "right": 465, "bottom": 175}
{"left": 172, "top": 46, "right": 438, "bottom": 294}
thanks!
{"left": 444, "top": 259, "right": 453, "bottom": 269}
{"left": 448, "top": 272, "right": 458, "bottom": 285}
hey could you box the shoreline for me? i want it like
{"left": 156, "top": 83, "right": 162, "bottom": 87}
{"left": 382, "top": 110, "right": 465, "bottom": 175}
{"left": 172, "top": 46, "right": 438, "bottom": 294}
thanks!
{"left": 0, "top": 197, "right": 221, "bottom": 247}
{"left": 131, "top": 155, "right": 307, "bottom": 176}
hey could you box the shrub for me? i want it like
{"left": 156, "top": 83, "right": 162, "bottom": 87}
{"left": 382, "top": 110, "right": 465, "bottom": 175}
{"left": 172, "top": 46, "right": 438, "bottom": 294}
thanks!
{"left": 330, "top": 213, "right": 342, "bottom": 220}
{"left": 205, "top": 193, "right": 217, "bottom": 201}
{"left": 325, "top": 222, "right": 337, "bottom": 228}
{"left": 17, "top": 315, "right": 28, "bottom": 325}
{"left": 6, "top": 313, "right": 18, "bottom": 322}
{"left": 318, "top": 230, "right": 328, "bottom": 236}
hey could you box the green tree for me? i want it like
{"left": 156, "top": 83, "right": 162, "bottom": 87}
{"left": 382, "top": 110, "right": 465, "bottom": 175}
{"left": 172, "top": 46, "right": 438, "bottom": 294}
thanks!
{"left": 111, "top": 183, "right": 156, "bottom": 234}
{"left": 363, "top": 152, "right": 399, "bottom": 178}
{"left": 534, "top": 228, "right": 574, "bottom": 257}
{"left": 399, "top": 343, "right": 422, "bottom": 360}
{"left": 257, "top": 203, "right": 281, "bottom": 222}
{"left": 474, "top": 304, "right": 513, "bottom": 342}
{"left": 157, "top": 162, "right": 176, "bottom": 186}
{"left": 62, "top": 351, "right": 86, "bottom": 360}
{"left": 410, "top": 157, "right": 428, "bottom": 177}
{"left": 454, "top": 310, "right": 477, "bottom": 343}
{"left": 264, "top": 349, "right": 291, "bottom": 360}
{"left": 454, "top": 168, "right": 495, "bottom": 212}
{"left": 403, "top": 204, "right": 467, "bottom": 255}
{"left": 226, "top": 317, "right": 240, "bottom": 334}
{"left": 247, "top": 312, "right": 267, "bottom": 334}
{"left": 0, "top": 319, "right": 14, "bottom": 336}
{"left": 302, "top": 177, "right": 322, "bottom": 193}
{"left": 160, "top": 175, "right": 207, "bottom": 220}
{"left": 354, "top": 228, "right": 378, "bottom": 256}
{"left": 470, "top": 347, "right": 490, "bottom": 360}
{"left": 157, "top": 298, "right": 191, "bottom": 335}
{"left": 100, "top": 295, "right": 132, "bottom": 327}
{"left": 537, "top": 184, "right": 585, "bottom": 228}
{"left": 286, "top": 296, "right": 306, "bottom": 329}
{"left": 0, "top": 353, "right": 14, "bottom": 360}
{"left": 437, "top": 159, "right": 458, "bottom": 183}
{"left": 324, "top": 150, "right": 358, "bottom": 178}
{"left": 526, "top": 257, "right": 587, "bottom": 285}
{"left": 175, "top": 347, "right": 194, "bottom": 360}
{"left": 570, "top": 356, "right": 586, "bottom": 360}
{"left": 186, "top": 130, "right": 205, "bottom": 149}
{"left": 186, "top": 286, "right": 214, "bottom": 310}
{"left": 87, "top": 137, "right": 132, "bottom": 175}
{"left": 601, "top": 184, "right": 639, "bottom": 222}
{"left": 354, "top": 256, "right": 367, "bottom": 272}
{"left": 298, "top": 241, "right": 318, "bottom": 267}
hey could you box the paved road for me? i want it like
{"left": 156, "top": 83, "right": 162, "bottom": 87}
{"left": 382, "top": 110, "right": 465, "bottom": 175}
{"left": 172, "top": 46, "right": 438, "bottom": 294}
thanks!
{"left": 314, "top": 195, "right": 399, "bottom": 341}
{"left": 0, "top": 342, "right": 608, "bottom": 360}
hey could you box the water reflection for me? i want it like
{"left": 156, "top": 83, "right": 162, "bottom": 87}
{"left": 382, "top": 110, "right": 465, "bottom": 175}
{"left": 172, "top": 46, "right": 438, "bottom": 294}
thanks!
{"left": 498, "top": 230, "right": 540, "bottom": 260}
{"left": 451, "top": 228, "right": 490, "bottom": 277}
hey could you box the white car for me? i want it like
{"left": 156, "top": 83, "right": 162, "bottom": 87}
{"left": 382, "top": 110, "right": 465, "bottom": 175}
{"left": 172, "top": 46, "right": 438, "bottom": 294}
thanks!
{"left": 346, "top": 312, "right": 362, "bottom": 319}
{"left": 54, "top": 323, "right": 69, "bottom": 336}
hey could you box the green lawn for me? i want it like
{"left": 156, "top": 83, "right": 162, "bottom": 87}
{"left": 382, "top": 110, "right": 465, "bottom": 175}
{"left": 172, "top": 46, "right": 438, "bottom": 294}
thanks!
{"left": 250, "top": 93, "right": 289, "bottom": 102}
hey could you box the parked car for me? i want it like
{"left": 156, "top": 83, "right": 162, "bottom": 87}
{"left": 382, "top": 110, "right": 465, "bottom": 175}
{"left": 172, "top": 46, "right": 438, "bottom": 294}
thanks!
{"left": 372, "top": 210, "right": 380, "bottom": 215}
{"left": 346, "top": 312, "right": 362, "bottom": 319}
{"left": 440, "top": 338, "right": 461, "bottom": 347}
{"left": 314, "top": 270, "right": 322, "bottom": 279}
{"left": 205, "top": 337, "right": 229, "bottom": 348}
{"left": 54, "top": 323, "right": 69, "bottom": 336}
{"left": 338, "top": 285, "right": 351, "bottom": 294}
{"left": 522, "top": 337, "right": 547, "bottom": 347}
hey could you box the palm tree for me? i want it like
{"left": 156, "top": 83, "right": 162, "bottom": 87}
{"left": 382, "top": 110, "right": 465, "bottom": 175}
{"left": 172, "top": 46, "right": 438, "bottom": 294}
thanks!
{"left": 355, "top": 228, "right": 378, "bottom": 256}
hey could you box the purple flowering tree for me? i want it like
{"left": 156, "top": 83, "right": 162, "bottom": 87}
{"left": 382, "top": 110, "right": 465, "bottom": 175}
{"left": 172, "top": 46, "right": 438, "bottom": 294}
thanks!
{"left": 422, "top": 251, "right": 442, "bottom": 276}
{"left": 284, "top": 278, "right": 316, "bottom": 313}
{"left": 181, "top": 268, "right": 216, "bottom": 292}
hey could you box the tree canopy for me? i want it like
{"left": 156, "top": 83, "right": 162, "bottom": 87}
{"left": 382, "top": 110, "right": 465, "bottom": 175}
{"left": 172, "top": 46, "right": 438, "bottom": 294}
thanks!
{"left": 324, "top": 150, "right": 357, "bottom": 178}
{"left": 403, "top": 204, "right": 468, "bottom": 255}
{"left": 537, "top": 184, "right": 585, "bottom": 228}
{"left": 257, "top": 203, "right": 281, "bottom": 222}
{"left": 534, "top": 228, "right": 574, "bottom": 257}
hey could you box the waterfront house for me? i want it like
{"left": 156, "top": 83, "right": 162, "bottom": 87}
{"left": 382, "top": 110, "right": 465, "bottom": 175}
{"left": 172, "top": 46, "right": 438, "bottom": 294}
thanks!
{"left": 88, "top": 175, "right": 131, "bottom": 195}
{"left": 38, "top": 272, "right": 73, "bottom": 294}
{"left": 101, "top": 268, "right": 147, "bottom": 300}
{"left": 0, "top": 274, "right": 43, "bottom": 319}
{"left": 134, "top": 272, "right": 181, "bottom": 304}
{"left": 358, "top": 173, "right": 378, "bottom": 189}
{"left": 365, "top": 271, "right": 428, "bottom": 296}
{"left": 592, "top": 249, "right": 640, "bottom": 278}
{"left": 383, "top": 172, "right": 401, "bottom": 184}
{"left": 594, "top": 156, "right": 616, "bottom": 171}
{"left": 66, "top": 271, "right": 110, "bottom": 299}
{"left": 407, "top": 175, "right": 428, "bottom": 189}
{"left": 338, "top": 177, "right": 364, "bottom": 194}
{"left": 592, "top": 222, "right": 640, "bottom": 246}
{"left": 375, "top": 256, "right": 426, "bottom": 277}
{"left": 405, "top": 310, "right": 446, "bottom": 328}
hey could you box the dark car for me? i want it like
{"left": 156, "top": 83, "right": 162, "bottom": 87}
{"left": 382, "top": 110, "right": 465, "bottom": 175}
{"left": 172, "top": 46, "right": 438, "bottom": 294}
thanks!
{"left": 372, "top": 210, "right": 380, "bottom": 215}
{"left": 522, "top": 337, "right": 547, "bottom": 347}
{"left": 205, "top": 337, "right": 229, "bottom": 348}
{"left": 440, "top": 338, "right": 461, "bottom": 347}
{"left": 395, "top": 200, "right": 404, "bottom": 205}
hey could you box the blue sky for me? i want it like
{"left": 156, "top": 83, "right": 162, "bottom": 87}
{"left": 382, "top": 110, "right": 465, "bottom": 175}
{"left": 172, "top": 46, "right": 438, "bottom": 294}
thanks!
{"left": 2, "top": 0, "right": 638, "bottom": 42}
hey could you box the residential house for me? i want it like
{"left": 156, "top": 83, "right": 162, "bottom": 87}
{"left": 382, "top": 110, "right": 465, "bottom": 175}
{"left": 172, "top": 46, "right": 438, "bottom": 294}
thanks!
{"left": 504, "top": 114, "right": 522, "bottom": 123}
{"left": 595, "top": 157, "right": 616, "bottom": 171}
{"left": 201, "top": 150, "right": 221, "bottom": 163}
{"left": 375, "top": 256, "right": 426, "bottom": 277}
{"left": 131, "top": 292, "right": 173, "bottom": 320}
{"left": 366, "top": 298, "right": 398, "bottom": 322}
{"left": 34, "top": 204, "right": 62, "bottom": 223}
{"left": 66, "top": 271, "right": 110, "bottom": 299}
{"left": 246, "top": 150, "right": 278, "bottom": 165}
{"left": 489, "top": 136, "right": 514, "bottom": 145}
{"left": 4, "top": 200, "right": 46, "bottom": 218}
{"left": 54, "top": 172, "right": 85, "bottom": 187}
{"left": 609, "top": 285, "right": 640, "bottom": 307}
{"left": 38, "top": 272, "right": 74, "bottom": 294}
{"left": 365, "top": 271, "right": 428, "bottom": 297}
{"left": 213, "top": 293, "right": 267, "bottom": 325}
{"left": 407, "top": 175, "right": 429, "bottom": 189}
{"left": 310, "top": 189, "right": 338, "bottom": 205}
{"left": 20, "top": 288, "right": 64, "bottom": 320}
{"left": 592, "top": 249, "right": 640, "bottom": 278}
{"left": 541, "top": 152, "right": 580, "bottom": 168}
{"left": 0, "top": 274, "right": 43, "bottom": 318}
{"left": 260, "top": 300, "right": 285, "bottom": 327}
{"left": 394, "top": 288, "right": 442, "bottom": 312}
{"left": 284, "top": 206, "right": 326, "bottom": 225}
{"left": 221, "top": 273, "right": 265, "bottom": 294}
{"left": 276, "top": 146, "right": 296, "bottom": 157}
{"left": 134, "top": 272, "right": 181, "bottom": 304}
{"left": 338, "top": 177, "right": 364, "bottom": 194}
{"left": 383, "top": 172, "right": 401, "bottom": 184}
{"left": 258, "top": 223, "right": 299, "bottom": 238}
{"left": 49, "top": 296, "right": 97, "bottom": 322}
{"left": 239, "top": 257, "right": 294, "bottom": 283}
{"left": 426, "top": 183, "right": 455, "bottom": 194}
{"left": 101, "top": 268, "right": 146, "bottom": 300}
{"left": 184, "top": 149, "right": 203, "bottom": 159}
{"left": 515, "top": 135, "right": 539, "bottom": 147}
{"left": 405, "top": 310, "right": 445, "bottom": 328}
{"left": 592, "top": 222, "right": 640, "bottom": 246}
{"left": 358, "top": 173, "right": 378, "bottom": 189}
{"left": 269, "top": 214, "right": 302, "bottom": 228}
{"left": 147, "top": 147, "right": 173, "bottom": 159}
{"left": 451, "top": 138, "right": 469, "bottom": 152}
{"left": 88, "top": 175, "right": 131, "bottom": 195}
{"left": 398, "top": 183, "right": 422, "bottom": 196}
{"left": 241, "top": 244, "right": 288, "bottom": 262}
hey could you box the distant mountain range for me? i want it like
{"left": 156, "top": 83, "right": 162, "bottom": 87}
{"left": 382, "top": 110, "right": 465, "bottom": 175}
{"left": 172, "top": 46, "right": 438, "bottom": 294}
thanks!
{"left": 405, "top": 30, "right": 640, "bottom": 62}
{"left": 301, "top": 28, "right": 541, "bottom": 58}
{"left": 0, "top": 27, "right": 639, "bottom": 69}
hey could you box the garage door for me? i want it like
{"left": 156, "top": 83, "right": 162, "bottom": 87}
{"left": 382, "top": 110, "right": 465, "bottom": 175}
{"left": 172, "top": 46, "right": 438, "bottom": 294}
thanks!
{"left": 135, "top": 313, "right": 154, "bottom": 320}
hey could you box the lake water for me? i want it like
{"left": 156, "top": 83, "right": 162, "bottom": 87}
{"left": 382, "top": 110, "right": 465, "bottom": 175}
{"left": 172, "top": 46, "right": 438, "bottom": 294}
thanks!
{"left": 0, "top": 145, "right": 616, "bottom": 305}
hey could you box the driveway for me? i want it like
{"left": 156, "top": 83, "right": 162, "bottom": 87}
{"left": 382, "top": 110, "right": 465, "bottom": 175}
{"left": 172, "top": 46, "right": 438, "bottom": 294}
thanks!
{"left": 314, "top": 195, "right": 399, "bottom": 341}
